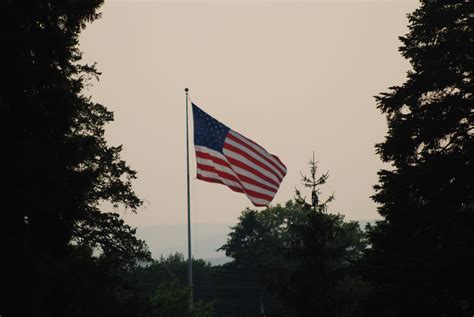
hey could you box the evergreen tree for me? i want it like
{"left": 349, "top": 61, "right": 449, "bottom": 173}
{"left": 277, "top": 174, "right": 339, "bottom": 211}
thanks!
{"left": 221, "top": 157, "right": 368, "bottom": 316}
{"left": 365, "top": 1, "right": 473, "bottom": 315}
{"left": 0, "top": 1, "right": 148, "bottom": 315}
{"left": 285, "top": 157, "right": 367, "bottom": 316}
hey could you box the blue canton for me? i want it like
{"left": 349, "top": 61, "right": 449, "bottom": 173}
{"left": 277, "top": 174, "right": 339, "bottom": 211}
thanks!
{"left": 192, "top": 103, "right": 230, "bottom": 153}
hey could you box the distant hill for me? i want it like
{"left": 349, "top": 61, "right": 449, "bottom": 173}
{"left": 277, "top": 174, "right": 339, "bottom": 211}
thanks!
{"left": 136, "top": 223, "right": 233, "bottom": 265}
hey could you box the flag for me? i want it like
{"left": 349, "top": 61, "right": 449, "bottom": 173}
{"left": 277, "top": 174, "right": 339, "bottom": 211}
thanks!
{"left": 192, "top": 103, "right": 287, "bottom": 207}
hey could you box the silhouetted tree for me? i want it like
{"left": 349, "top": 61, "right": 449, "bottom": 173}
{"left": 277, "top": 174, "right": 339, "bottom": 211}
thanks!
{"left": 0, "top": 1, "right": 148, "bottom": 315}
{"left": 131, "top": 253, "right": 215, "bottom": 317}
{"left": 364, "top": 1, "right": 474, "bottom": 315}
{"left": 150, "top": 279, "right": 214, "bottom": 317}
{"left": 221, "top": 157, "right": 369, "bottom": 316}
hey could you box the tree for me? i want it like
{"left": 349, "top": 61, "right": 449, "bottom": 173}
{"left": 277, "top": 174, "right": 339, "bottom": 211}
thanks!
{"left": 283, "top": 158, "right": 368, "bottom": 316}
{"left": 364, "top": 1, "right": 474, "bottom": 315}
{"left": 131, "top": 253, "right": 214, "bottom": 317}
{"left": 0, "top": 1, "right": 148, "bottom": 315}
{"left": 221, "top": 157, "right": 368, "bottom": 316}
{"left": 150, "top": 279, "right": 214, "bottom": 317}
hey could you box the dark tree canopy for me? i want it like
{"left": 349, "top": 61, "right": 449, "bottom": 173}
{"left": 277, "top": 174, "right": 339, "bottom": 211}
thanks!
{"left": 365, "top": 1, "right": 473, "bottom": 316}
{"left": 0, "top": 1, "right": 148, "bottom": 315}
{"left": 221, "top": 158, "right": 369, "bottom": 316}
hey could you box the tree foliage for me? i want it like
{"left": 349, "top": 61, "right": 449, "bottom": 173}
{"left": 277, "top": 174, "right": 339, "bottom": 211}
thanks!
{"left": 131, "top": 253, "right": 215, "bottom": 317}
{"left": 0, "top": 1, "right": 149, "bottom": 315}
{"left": 221, "top": 158, "right": 369, "bottom": 316}
{"left": 364, "top": 1, "right": 474, "bottom": 315}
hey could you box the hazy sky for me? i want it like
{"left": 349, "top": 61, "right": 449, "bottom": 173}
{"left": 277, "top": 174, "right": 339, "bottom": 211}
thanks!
{"left": 79, "top": 0, "right": 419, "bottom": 227}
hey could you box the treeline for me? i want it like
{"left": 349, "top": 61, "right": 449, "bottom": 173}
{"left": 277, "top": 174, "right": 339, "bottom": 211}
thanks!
{"left": 125, "top": 158, "right": 367, "bottom": 316}
{"left": 1, "top": 0, "right": 473, "bottom": 316}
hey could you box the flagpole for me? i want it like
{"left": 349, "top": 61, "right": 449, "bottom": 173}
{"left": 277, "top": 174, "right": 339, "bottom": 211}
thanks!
{"left": 185, "top": 88, "right": 193, "bottom": 310}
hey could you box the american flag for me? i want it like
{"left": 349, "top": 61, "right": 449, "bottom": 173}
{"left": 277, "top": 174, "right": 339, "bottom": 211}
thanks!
{"left": 192, "top": 103, "right": 287, "bottom": 207}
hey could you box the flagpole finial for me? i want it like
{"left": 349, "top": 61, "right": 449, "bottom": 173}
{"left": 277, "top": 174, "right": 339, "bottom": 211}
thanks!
{"left": 185, "top": 88, "right": 189, "bottom": 93}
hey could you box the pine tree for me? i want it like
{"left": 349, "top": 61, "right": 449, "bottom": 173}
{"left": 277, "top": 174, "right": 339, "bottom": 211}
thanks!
{"left": 0, "top": 1, "right": 148, "bottom": 315}
{"left": 221, "top": 157, "right": 368, "bottom": 316}
{"left": 288, "top": 157, "right": 366, "bottom": 316}
{"left": 365, "top": 1, "right": 473, "bottom": 315}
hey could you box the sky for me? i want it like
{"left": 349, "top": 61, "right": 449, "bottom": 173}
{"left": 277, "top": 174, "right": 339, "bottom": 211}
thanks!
{"left": 79, "top": 0, "right": 419, "bottom": 228}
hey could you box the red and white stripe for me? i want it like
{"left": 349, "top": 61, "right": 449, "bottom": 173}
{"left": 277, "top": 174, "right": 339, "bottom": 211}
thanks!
{"left": 195, "top": 130, "right": 287, "bottom": 207}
